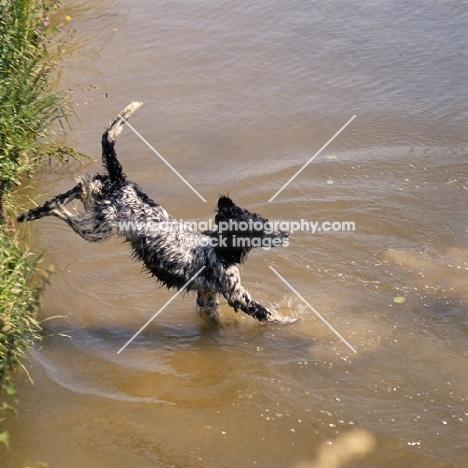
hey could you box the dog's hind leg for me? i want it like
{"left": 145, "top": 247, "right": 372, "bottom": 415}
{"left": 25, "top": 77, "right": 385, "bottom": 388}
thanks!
{"left": 17, "top": 184, "right": 82, "bottom": 222}
{"left": 18, "top": 182, "right": 115, "bottom": 242}
{"left": 39, "top": 200, "right": 116, "bottom": 244}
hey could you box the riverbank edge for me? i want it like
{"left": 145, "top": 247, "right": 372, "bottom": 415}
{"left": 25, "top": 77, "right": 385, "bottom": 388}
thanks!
{"left": 0, "top": 0, "right": 86, "bottom": 447}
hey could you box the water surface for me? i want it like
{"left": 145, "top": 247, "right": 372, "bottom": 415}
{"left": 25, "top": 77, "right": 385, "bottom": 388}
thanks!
{"left": 2, "top": 1, "right": 468, "bottom": 467}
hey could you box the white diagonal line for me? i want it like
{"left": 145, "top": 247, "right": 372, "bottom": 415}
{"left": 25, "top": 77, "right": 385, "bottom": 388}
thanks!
{"left": 118, "top": 114, "right": 207, "bottom": 203}
{"left": 268, "top": 115, "right": 356, "bottom": 202}
{"left": 117, "top": 266, "right": 205, "bottom": 354}
{"left": 269, "top": 266, "right": 357, "bottom": 354}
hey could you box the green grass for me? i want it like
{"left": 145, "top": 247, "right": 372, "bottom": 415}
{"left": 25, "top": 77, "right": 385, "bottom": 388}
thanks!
{"left": 0, "top": 0, "right": 86, "bottom": 209}
{"left": 0, "top": 229, "right": 48, "bottom": 448}
{"left": 0, "top": 0, "right": 88, "bottom": 447}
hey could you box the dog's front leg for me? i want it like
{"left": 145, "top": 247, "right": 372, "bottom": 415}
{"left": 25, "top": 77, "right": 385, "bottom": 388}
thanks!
{"left": 196, "top": 289, "right": 221, "bottom": 324}
{"left": 227, "top": 287, "right": 272, "bottom": 322}
{"left": 222, "top": 267, "right": 272, "bottom": 322}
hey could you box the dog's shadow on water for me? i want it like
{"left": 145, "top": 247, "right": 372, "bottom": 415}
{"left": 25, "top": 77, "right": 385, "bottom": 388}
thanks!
{"left": 33, "top": 307, "right": 317, "bottom": 406}
{"left": 38, "top": 297, "right": 310, "bottom": 369}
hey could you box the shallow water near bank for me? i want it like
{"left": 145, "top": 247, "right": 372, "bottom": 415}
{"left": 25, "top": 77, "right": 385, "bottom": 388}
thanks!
{"left": 2, "top": 0, "right": 468, "bottom": 467}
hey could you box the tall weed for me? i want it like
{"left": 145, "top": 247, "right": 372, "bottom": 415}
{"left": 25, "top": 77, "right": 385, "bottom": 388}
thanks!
{"left": 0, "top": 0, "right": 86, "bottom": 446}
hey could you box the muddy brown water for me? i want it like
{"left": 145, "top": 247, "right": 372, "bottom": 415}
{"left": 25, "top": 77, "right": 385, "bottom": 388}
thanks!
{"left": 2, "top": 1, "right": 468, "bottom": 467}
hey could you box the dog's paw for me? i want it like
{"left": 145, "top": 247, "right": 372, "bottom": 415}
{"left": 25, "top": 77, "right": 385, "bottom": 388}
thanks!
{"left": 17, "top": 212, "right": 30, "bottom": 222}
{"left": 17, "top": 209, "right": 41, "bottom": 222}
{"left": 197, "top": 308, "right": 221, "bottom": 326}
{"left": 250, "top": 306, "right": 272, "bottom": 323}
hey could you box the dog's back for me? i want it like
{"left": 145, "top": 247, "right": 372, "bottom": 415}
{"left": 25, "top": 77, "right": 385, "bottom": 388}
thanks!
{"left": 17, "top": 102, "right": 288, "bottom": 323}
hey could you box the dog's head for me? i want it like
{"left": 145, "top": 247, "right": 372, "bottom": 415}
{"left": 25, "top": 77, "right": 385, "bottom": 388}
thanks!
{"left": 210, "top": 196, "right": 288, "bottom": 265}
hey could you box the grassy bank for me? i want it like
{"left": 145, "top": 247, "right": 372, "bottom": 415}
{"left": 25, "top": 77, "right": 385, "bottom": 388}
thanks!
{"left": 0, "top": 0, "right": 85, "bottom": 446}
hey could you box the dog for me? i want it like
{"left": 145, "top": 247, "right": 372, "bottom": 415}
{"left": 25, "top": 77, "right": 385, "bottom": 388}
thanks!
{"left": 18, "top": 102, "right": 288, "bottom": 324}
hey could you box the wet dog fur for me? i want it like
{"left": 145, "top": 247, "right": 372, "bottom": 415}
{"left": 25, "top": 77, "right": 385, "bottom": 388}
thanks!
{"left": 18, "top": 103, "right": 288, "bottom": 324}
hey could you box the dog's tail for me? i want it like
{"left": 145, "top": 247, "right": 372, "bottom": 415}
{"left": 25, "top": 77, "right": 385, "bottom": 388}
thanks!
{"left": 101, "top": 101, "right": 143, "bottom": 182}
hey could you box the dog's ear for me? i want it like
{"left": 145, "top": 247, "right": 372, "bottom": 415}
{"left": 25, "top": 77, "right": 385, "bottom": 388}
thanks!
{"left": 217, "top": 195, "right": 234, "bottom": 210}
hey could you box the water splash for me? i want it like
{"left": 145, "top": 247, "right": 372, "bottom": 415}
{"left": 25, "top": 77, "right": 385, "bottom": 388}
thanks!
{"left": 267, "top": 296, "right": 306, "bottom": 324}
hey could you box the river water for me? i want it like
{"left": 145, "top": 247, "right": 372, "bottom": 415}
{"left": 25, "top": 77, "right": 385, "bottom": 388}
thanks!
{"left": 2, "top": 1, "right": 468, "bottom": 467}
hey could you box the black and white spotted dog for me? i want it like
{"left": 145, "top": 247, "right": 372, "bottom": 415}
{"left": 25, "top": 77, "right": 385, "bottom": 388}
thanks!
{"left": 18, "top": 103, "right": 288, "bottom": 324}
